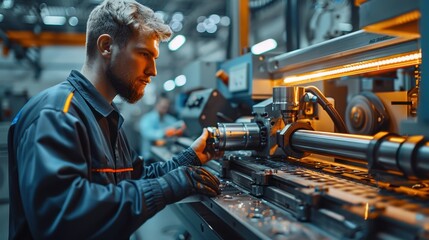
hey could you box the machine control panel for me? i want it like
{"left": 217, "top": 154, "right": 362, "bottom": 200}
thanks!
{"left": 228, "top": 63, "right": 248, "bottom": 93}
{"left": 186, "top": 95, "right": 205, "bottom": 108}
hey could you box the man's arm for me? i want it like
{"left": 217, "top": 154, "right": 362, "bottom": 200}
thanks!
{"left": 141, "top": 148, "right": 201, "bottom": 178}
{"left": 15, "top": 109, "right": 167, "bottom": 239}
{"left": 141, "top": 129, "right": 223, "bottom": 178}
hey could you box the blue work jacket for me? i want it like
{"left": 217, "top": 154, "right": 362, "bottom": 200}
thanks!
{"left": 8, "top": 70, "right": 201, "bottom": 239}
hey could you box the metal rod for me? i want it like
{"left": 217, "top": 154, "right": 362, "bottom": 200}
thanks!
{"left": 290, "top": 130, "right": 372, "bottom": 161}
{"left": 291, "top": 129, "right": 429, "bottom": 178}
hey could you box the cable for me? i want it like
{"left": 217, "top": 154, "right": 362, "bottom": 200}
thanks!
{"left": 305, "top": 86, "right": 348, "bottom": 133}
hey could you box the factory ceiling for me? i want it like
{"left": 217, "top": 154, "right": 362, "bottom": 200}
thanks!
{"left": 0, "top": 0, "right": 227, "bottom": 37}
{"left": 0, "top": 0, "right": 355, "bottom": 87}
{"left": 0, "top": 0, "right": 236, "bottom": 80}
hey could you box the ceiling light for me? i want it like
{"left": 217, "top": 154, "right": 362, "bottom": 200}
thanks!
{"left": 209, "top": 14, "right": 220, "bottom": 24}
{"left": 1, "top": 0, "right": 13, "bottom": 9}
{"left": 203, "top": 19, "right": 217, "bottom": 33}
{"left": 43, "top": 16, "right": 66, "bottom": 25}
{"left": 220, "top": 16, "right": 230, "bottom": 26}
{"left": 203, "top": 19, "right": 213, "bottom": 28}
{"left": 172, "top": 12, "right": 184, "bottom": 22}
{"left": 206, "top": 24, "right": 217, "bottom": 33}
{"left": 251, "top": 38, "right": 277, "bottom": 55}
{"left": 68, "top": 16, "right": 79, "bottom": 26}
{"left": 168, "top": 35, "right": 186, "bottom": 51}
{"left": 196, "top": 23, "right": 205, "bottom": 33}
{"left": 163, "top": 80, "right": 176, "bottom": 91}
{"left": 197, "top": 16, "right": 206, "bottom": 23}
{"left": 170, "top": 21, "right": 183, "bottom": 32}
{"left": 174, "top": 75, "right": 187, "bottom": 87}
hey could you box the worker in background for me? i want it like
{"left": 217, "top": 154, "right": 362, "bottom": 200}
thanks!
{"left": 139, "top": 93, "right": 186, "bottom": 163}
{"left": 7, "top": 0, "right": 221, "bottom": 239}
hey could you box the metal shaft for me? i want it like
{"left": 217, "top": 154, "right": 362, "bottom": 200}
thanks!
{"left": 290, "top": 130, "right": 372, "bottom": 161}
{"left": 290, "top": 130, "right": 429, "bottom": 178}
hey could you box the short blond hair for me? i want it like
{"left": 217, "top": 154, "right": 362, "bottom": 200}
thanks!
{"left": 85, "top": 0, "right": 172, "bottom": 60}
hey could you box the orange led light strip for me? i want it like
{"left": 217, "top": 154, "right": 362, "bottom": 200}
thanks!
{"left": 283, "top": 51, "right": 421, "bottom": 86}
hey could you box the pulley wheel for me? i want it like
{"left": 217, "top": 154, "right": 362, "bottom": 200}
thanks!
{"left": 345, "top": 92, "right": 389, "bottom": 134}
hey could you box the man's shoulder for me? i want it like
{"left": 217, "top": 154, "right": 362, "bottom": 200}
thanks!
{"left": 26, "top": 81, "right": 75, "bottom": 111}
{"left": 141, "top": 110, "right": 158, "bottom": 120}
{"left": 14, "top": 81, "right": 77, "bottom": 126}
{"left": 10, "top": 79, "right": 78, "bottom": 137}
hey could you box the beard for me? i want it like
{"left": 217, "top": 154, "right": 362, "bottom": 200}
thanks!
{"left": 106, "top": 62, "right": 144, "bottom": 104}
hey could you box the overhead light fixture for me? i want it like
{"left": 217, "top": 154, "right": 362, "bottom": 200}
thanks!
{"left": 68, "top": 16, "right": 79, "bottom": 26}
{"left": 1, "top": 0, "right": 13, "bottom": 9}
{"left": 203, "top": 18, "right": 217, "bottom": 33}
{"left": 196, "top": 15, "right": 228, "bottom": 33}
{"left": 172, "top": 12, "right": 184, "bottom": 22}
{"left": 168, "top": 35, "right": 186, "bottom": 51}
{"left": 283, "top": 51, "right": 421, "bottom": 86}
{"left": 163, "top": 80, "right": 176, "bottom": 91}
{"left": 219, "top": 16, "right": 230, "bottom": 26}
{"left": 174, "top": 75, "right": 187, "bottom": 87}
{"left": 206, "top": 24, "right": 217, "bottom": 34}
{"left": 251, "top": 38, "right": 277, "bottom": 55}
{"left": 170, "top": 21, "right": 183, "bottom": 32}
{"left": 196, "top": 23, "right": 205, "bottom": 33}
{"left": 43, "top": 16, "right": 66, "bottom": 25}
{"left": 209, "top": 14, "right": 220, "bottom": 24}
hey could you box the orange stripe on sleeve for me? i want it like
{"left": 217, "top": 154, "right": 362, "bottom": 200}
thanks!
{"left": 91, "top": 168, "right": 134, "bottom": 173}
{"left": 63, "top": 92, "right": 74, "bottom": 113}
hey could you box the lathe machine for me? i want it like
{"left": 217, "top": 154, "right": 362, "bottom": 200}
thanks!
{"left": 149, "top": 1, "right": 429, "bottom": 239}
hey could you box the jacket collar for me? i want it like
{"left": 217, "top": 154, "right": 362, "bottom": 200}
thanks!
{"left": 67, "top": 70, "right": 124, "bottom": 127}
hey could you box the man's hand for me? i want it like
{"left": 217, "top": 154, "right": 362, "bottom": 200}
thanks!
{"left": 191, "top": 128, "right": 224, "bottom": 165}
{"left": 165, "top": 128, "right": 179, "bottom": 137}
{"left": 164, "top": 123, "right": 186, "bottom": 137}
{"left": 160, "top": 166, "right": 220, "bottom": 204}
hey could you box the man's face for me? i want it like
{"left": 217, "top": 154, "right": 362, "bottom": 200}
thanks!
{"left": 156, "top": 98, "right": 170, "bottom": 115}
{"left": 106, "top": 31, "right": 159, "bottom": 103}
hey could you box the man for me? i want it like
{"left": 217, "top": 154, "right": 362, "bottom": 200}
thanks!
{"left": 7, "top": 0, "right": 221, "bottom": 239}
{"left": 139, "top": 93, "right": 186, "bottom": 162}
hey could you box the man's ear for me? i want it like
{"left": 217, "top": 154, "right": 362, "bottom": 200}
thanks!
{"left": 97, "top": 34, "right": 112, "bottom": 57}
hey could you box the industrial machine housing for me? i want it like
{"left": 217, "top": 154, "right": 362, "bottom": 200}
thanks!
{"left": 151, "top": 1, "right": 429, "bottom": 239}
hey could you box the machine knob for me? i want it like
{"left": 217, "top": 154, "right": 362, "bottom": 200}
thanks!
{"left": 350, "top": 106, "right": 365, "bottom": 129}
